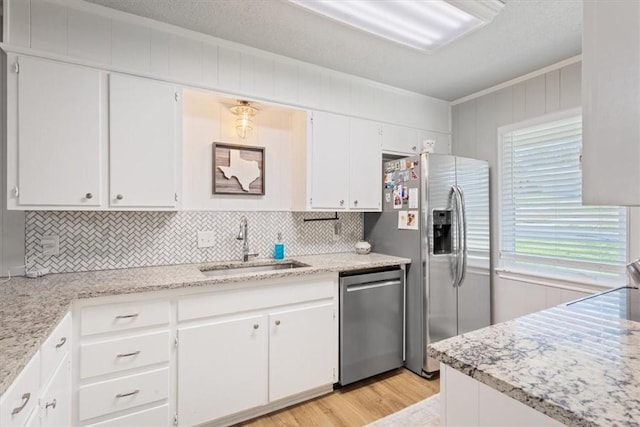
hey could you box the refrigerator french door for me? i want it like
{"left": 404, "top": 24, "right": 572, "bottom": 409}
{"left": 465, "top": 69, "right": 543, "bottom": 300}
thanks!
{"left": 364, "top": 153, "right": 490, "bottom": 377}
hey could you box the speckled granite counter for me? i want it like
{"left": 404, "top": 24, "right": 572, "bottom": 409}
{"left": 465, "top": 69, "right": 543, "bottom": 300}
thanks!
{"left": 0, "top": 252, "right": 409, "bottom": 397}
{"left": 428, "top": 288, "right": 640, "bottom": 427}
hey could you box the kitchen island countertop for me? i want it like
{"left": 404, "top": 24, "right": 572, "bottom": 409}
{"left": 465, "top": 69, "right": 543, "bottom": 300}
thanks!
{"left": 428, "top": 289, "right": 640, "bottom": 427}
{"left": 0, "top": 252, "right": 410, "bottom": 396}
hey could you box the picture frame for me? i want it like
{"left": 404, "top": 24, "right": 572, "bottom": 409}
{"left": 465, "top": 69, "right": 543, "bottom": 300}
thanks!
{"left": 212, "top": 142, "right": 265, "bottom": 195}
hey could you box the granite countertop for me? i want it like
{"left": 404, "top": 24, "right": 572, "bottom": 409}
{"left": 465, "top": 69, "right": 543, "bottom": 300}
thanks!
{"left": 0, "top": 252, "right": 410, "bottom": 397}
{"left": 428, "top": 290, "right": 640, "bottom": 427}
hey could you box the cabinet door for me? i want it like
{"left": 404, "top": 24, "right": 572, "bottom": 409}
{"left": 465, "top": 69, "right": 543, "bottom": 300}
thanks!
{"left": 269, "top": 302, "right": 335, "bottom": 401}
{"left": 39, "top": 355, "right": 71, "bottom": 427}
{"left": 16, "top": 56, "right": 102, "bottom": 207}
{"left": 310, "top": 112, "right": 350, "bottom": 209}
{"left": 0, "top": 352, "right": 40, "bottom": 427}
{"left": 109, "top": 74, "right": 179, "bottom": 208}
{"left": 381, "top": 124, "right": 419, "bottom": 155}
{"left": 349, "top": 118, "right": 382, "bottom": 211}
{"left": 582, "top": 1, "right": 640, "bottom": 205}
{"left": 177, "top": 315, "right": 268, "bottom": 426}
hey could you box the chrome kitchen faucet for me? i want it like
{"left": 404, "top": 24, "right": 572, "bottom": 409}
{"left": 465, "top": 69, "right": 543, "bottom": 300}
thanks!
{"left": 237, "top": 216, "right": 259, "bottom": 262}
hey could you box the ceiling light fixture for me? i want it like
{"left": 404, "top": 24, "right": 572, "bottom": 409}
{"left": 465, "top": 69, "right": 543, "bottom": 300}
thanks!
{"left": 288, "top": 0, "right": 505, "bottom": 52}
{"left": 230, "top": 100, "right": 257, "bottom": 139}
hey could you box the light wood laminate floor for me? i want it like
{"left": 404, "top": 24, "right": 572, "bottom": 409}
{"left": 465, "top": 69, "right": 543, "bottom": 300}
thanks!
{"left": 237, "top": 368, "right": 440, "bottom": 427}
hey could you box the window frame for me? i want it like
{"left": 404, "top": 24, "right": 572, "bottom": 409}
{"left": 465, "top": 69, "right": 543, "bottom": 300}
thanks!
{"left": 496, "top": 107, "right": 630, "bottom": 288}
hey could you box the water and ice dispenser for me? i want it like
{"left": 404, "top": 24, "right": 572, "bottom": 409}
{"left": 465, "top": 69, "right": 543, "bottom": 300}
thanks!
{"left": 432, "top": 210, "right": 452, "bottom": 254}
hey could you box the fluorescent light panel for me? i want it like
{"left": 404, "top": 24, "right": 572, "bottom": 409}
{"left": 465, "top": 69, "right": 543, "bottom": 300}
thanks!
{"left": 288, "top": 0, "right": 503, "bottom": 52}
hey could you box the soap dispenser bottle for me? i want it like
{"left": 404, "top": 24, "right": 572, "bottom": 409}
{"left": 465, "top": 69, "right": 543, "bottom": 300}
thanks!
{"left": 274, "top": 232, "right": 285, "bottom": 260}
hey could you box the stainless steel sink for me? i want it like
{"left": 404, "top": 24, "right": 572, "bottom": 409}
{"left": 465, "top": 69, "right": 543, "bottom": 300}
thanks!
{"left": 200, "top": 261, "right": 309, "bottom": 277}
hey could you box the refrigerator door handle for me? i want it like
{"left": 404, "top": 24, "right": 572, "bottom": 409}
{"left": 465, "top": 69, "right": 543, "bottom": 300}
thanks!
{"left": 454, "top": 185, "right": 467, "bottom": 287}
{"left": 449, "top": 186, "right": 460, "bottom": 288}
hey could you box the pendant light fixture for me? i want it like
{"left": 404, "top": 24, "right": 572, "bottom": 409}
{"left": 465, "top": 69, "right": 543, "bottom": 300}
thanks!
{"left": 230, "top": 100, "right": 257, "bottom": 139}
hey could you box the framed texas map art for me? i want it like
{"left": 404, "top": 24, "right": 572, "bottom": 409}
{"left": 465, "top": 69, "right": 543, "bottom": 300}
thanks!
{"left": 213, "top": 143, "right": 265, "bottom": 195}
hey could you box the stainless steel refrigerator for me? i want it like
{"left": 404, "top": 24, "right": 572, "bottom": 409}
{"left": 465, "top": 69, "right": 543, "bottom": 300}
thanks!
{"left": 364, "top": 153, "right": 490, "bottom": 377}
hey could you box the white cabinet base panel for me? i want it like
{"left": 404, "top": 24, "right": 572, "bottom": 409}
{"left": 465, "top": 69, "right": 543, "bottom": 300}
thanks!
{"left": 441, "top": 365, "right": 563, "bottom": 427}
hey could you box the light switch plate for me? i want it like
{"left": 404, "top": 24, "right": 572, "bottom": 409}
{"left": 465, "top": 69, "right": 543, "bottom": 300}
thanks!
{"left": 197, "top": 231, "right": 217, "bottom": 248}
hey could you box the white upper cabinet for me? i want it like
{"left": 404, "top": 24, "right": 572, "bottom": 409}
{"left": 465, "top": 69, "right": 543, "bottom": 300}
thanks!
{"left": 6, "top": 54, "right": 181, "bottom": 211}
{"left": 292, "top": 111, "right": 383, "bottom": 211}
{"left": 8, "top": 56, "right": 103, "bottom": 209}
{"left": 109, "top": 74, "right": 180, "bottom": 209}
{"left": 309, "top": 111, "right": 351, "bottom": 210}
{"left": 582, "top": 1, "right": 640, "bottom": 205}
{"left": 381, "top": 123, "right": 420, "bottom": 155}
{"left": 349, "top": 118, "right": 382, "bottom": 210}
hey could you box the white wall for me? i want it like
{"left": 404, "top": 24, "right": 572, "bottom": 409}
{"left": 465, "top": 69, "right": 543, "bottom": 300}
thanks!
{"left": 451, "top": 59, "right": 606, "bottom": 323}
{"left": 182, "top": 90, "right": 294, "bottom": 211}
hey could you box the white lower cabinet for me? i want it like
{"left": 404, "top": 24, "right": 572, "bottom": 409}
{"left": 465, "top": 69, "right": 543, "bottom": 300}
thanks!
{"left": 0, "top": 352, "right": 41, "bottom": 427}
{"left": 84, "top": 405, "right": 169, "bottom": 427}
{"left": 38, "top": 355, "right": 71, "bottom": 427}
{"left": 176, "top": 274, "right": 338, "bottom": 426}
{"left": 78, "top": 368, "right": 169, "bottom": 421}
{"left": 441, "top": 365, "right": 563, "bottom": 427}
{"left": 177, "top": 315, "right": 269, "bottom": 426}
{"left": 1, "top": 314, "right": 72, "bottom": 427}
{"left": 268, "top": 303, "right": 335, "bottom": 401}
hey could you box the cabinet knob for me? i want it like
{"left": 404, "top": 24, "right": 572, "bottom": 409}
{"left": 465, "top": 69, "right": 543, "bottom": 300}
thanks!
{"left": 116, "top": 194, "right": 124, "bottom": 200}
{"left": 340, "top": 200, "right": 344, "bottom": 206}
{"left": 412, "top": 146, "right": 417, "bottom": 151}
{"left": 275, "top": 320, "right": 281, "bottom": 326}
{"left": 45, "top": 399, "right": 56, "bottom": 410}
{"left": 354, "top": 200, "right": 358, "bottom": 206}
{"left": 85, "top": 193, "right": 93, "bottom": 199}
{"left": 253, "top": 324, "right": 259, "bottom": 330}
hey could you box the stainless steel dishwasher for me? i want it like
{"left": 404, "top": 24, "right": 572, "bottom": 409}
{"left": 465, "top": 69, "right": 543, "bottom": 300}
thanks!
{"left": 339, "top": 267, "right": 405, "bottom": 385}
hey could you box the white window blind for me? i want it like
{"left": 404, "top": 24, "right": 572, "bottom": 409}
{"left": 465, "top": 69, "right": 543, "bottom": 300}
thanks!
{"left": 500, "top": 114, "right": 627, "bottom": 285}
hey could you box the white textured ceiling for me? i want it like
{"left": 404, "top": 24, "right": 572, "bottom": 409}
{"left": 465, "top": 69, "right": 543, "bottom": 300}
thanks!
{"left": 85, "top": 0, "right": 582, "bottom": 101}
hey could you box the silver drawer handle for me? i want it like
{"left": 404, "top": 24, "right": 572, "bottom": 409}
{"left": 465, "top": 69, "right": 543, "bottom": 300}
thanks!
{"left": 55, "top": 337, "right": 67, "bottom": 349}
{"left": 45, "top": 399, "right": 56, "bottom": 410}
{"left": 116, "top": 351, "right": 140, "bottom": 358}
{"left": 115, "top": 313, "right": 139, "bottom": 319}
{"left": 11, "top": 393, "right": 30, "bottom": 415}
{"left": 116, "top": 389, "right": 139, "bottom": 398}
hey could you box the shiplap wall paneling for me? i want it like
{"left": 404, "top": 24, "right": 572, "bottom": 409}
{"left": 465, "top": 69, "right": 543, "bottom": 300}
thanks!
{"left": 451, "top": 61, "right": 583, "bottom": 323}
{"left": 30, "top": 0, "right": 66, "bottom": 55}
{"left": 4, "top": 0, "right": 30, "bottom": 47}
{"left": 112, "top": 20, "right": 151, "bottom": 73}
{"left": 67, "top": 8, "right": 112, "bottom": 64}
{"left": 8, "top": 0, "right": 450, "bottom": 133}
{"left": 560, "top": 62, "right": 581, "bottom": 109}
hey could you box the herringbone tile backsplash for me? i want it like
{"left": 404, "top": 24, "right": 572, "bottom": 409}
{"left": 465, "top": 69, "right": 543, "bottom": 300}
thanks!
{"left": 25, "top": 211, "right": 363, "bottom": 274}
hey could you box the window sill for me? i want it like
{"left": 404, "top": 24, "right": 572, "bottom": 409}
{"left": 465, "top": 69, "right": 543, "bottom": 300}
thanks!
{"left": 494, "top": 268, "right": 622, "bottom": 294}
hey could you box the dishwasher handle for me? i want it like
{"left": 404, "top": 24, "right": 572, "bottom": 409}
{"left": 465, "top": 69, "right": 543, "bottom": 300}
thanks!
{"left": 346, "top": 279, "right": 402, "bottom": 292}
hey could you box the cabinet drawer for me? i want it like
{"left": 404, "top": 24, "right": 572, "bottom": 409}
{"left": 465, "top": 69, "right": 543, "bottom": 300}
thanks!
{"left": 85, "top": 404, "right": 169, "bottom": 427}
{"left": 0, "top": 352, "right": 40, "bottom": 427}
{"left": 41, "top": 312, "right": 71, "bottom": 385}
{"left": 80, "top": 331, "right": 170, "bottom": 379}
{"left": 79, "top": 367, "right": 169, "bottom": 421}
{"left": 178, "top": 275, "right": 335, "bottom": 322}
{"left": 81, "top": 300, "right": 169, "bottom": 336}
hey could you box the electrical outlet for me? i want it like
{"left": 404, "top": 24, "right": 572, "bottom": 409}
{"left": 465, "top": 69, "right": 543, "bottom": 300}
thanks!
{"left": 332, "top": 222, "right": 342, "bottom": 242}
{"left": 41, "top": 235, "right": 59, "bottom": 256}
{"left": 197, "top": 231, "right": 217, "bottom": 248}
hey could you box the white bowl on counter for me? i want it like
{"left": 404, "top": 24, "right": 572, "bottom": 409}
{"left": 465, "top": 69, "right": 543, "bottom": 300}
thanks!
{"left": 355, "top": 241, "right": 372, "bottom": 254}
